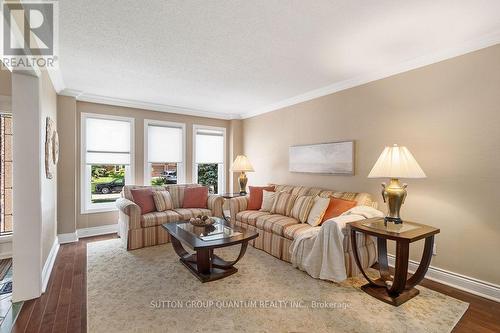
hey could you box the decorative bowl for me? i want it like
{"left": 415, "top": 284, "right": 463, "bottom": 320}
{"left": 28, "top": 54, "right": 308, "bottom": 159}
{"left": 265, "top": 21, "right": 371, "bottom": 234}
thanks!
{"left": 189, "top": 215, "right": 214, "bottom": 226}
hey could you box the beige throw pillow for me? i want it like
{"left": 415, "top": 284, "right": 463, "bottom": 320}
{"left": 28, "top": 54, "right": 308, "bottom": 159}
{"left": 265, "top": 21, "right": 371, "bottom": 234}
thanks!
{"left": 152, "top": 190, "right": 174, "bottom": 212}
{"left": 291, "top": 195, "right": 315, "bottom": 223}
{"left": 307, "top": 196, "right": 330, "bottom": 226}
{"left": 270, "top": 192, "right": 298, "bottom": 216}
{"left": 259, "top": 190, "right": 276, "bottom": 212}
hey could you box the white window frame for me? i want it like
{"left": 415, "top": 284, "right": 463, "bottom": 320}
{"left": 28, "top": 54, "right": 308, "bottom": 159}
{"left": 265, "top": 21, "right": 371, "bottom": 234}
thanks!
{"left": 192, "top": 124, "right": 226, "bottom": 194}
{"left": 144, "top": 119, "right": 186, "bottom": 186}
{"left": 80, "top": 113, "right": 135, "bottom": 214}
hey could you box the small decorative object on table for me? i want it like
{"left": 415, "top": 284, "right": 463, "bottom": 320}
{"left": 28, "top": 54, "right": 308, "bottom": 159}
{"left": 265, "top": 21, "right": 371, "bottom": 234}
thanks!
{"left": 368, "top": 144, "right": 426, "bottom": 224}
{"left": 189, "top": 215, "right": 214, "bottom": 226}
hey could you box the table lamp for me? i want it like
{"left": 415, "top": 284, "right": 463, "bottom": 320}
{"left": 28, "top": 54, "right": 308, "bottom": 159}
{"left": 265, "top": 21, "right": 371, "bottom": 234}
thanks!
{"left": 231, "top": 155, "right": 254, "bottom": 195}
{"left": 368, "top": 144, "right": 426, "bottom": 224}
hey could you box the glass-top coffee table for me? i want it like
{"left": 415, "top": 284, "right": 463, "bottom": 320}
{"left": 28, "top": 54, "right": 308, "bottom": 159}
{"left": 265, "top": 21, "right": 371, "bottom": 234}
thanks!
{"left": 162, "top": 217, "right": 258, "bottom": 282}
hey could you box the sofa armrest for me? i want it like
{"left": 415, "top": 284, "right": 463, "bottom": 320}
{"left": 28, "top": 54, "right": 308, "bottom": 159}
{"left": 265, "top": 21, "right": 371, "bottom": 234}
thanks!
{"left": 116, "top": 198, "right": 141, "bottom": 230}
{"left": 207, "top": 194, "right": 224, "bottom": 218}
{"left": 229, "top": 196, "right": 248, "bottom": 221}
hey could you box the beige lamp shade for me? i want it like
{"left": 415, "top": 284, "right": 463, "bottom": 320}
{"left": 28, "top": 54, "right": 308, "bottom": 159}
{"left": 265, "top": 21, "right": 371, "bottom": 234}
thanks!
{"left": 368, "top": 144, "right": 426, "bottom": 179}
{"left": 231, "top": 155, "right": 254, "bottom": 172}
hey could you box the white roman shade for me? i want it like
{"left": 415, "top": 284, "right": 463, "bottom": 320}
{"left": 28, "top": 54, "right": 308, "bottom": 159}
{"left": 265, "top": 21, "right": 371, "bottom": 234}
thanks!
{"left": 148, "top": 125, "right": 183, "bottom": 163}
{"left": 195, "top": 129, "right": 224, "bottom": 164}
{"left": 86, "top": 117, "right": 131, "bottom": 165}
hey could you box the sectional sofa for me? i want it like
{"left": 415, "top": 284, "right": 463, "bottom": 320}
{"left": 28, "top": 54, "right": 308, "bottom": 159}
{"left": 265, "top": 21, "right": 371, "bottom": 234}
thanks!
{"left": 116, "top": 184, "right": 224, "bottom": 250}
{"left": 229, "top": 184, "right": 379, "bottom": 277}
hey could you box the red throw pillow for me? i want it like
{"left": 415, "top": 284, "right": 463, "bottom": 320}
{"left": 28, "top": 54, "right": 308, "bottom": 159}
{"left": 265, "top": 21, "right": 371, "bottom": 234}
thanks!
{"left": 183, "top": 186, "right": 209, "bottom": 208}
{"left": 321, "top": 197, "right": 357, "bottom": 223}
{"left": 247, "top": 186, "right": 275, "bottom": 210}
{"left": 131, "top": 188, "right": 156, "bottom": 214}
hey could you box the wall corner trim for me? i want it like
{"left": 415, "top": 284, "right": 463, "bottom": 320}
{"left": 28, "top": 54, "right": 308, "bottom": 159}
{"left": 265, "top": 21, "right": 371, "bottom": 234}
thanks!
{"left": 387, "top": 254, "right": 500, "bottom": 303}
{"left": 57, "top": 232, "right": 78, "bottom": 244}
{"left": 76, "top": 224, "right": 118, "bottom": 239}
{"left": 41, "top": 238, "right": 60, "bottom": 293}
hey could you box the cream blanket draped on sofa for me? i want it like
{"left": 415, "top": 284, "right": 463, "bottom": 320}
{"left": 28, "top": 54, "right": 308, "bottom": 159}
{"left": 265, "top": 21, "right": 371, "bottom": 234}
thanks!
{"left": 290, "top": 206, "right": 384, "bottom": 282}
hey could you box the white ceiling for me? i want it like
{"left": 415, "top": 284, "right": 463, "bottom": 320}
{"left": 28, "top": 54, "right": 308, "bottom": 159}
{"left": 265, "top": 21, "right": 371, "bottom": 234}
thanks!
{"left": 58, "top": 0, "right": 500, "bottom": 119}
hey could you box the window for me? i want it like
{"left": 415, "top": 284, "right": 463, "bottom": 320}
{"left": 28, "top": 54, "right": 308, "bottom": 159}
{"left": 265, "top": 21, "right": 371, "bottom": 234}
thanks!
{"left": 0, "top": 114, "right": 12, "bottom": 235}
{"left": 193, "top": 125, "right": 225, "bottom": 194}
{"left": 81, "top": 114, "right": 134, "bottom": 213}
{"left": 144, "top": 120, "right": 185, "bottom": 186}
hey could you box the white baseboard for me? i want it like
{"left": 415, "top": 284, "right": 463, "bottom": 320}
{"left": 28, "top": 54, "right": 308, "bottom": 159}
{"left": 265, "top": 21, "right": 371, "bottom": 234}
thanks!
{"left": 77, "top": 224, "right": 118, "bottom": 239}
{"left": 0, "top": 252, "right": 12, "bottom": 260}
{"left": 57, "top": 232, "right": 78, "bottom": 244}
{"left": 387, "top": 254, "right": 500, "bottom": 303}
{"left": 42, "top": 238, "right": 59, "bottom": 293}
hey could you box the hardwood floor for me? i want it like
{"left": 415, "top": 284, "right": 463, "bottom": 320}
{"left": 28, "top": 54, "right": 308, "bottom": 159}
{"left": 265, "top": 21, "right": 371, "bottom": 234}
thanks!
{"left": 12, "top": 234, "right": 500, "bottom": 333}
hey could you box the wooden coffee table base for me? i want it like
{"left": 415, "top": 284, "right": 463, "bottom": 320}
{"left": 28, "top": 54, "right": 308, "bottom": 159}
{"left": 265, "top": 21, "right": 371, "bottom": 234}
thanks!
{"left": 171, "top": 236, "right": 248, "bottom": 283}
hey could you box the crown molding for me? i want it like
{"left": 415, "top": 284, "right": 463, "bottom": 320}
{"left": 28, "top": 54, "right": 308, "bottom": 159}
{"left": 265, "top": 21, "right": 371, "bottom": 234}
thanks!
{"left": 59, "top": 90, "right": 240, "bottom": 120}
{"left": 241, "top": 32, "right": 500, "bottom": 119}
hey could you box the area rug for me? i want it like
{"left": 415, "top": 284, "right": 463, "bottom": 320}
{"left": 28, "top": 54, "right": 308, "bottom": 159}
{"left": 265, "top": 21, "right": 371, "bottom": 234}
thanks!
{"left": 87, "top": 239, "right": 468, "bottom": 333}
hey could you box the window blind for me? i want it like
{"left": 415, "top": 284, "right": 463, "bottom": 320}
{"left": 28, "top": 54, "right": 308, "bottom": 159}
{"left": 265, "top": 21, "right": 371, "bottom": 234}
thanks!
{"left": 195, "top": 129, "right": 224, "bottom": 164}
{"left": 148, "top": 125, "right": 183, "bottom": 163}
{"left": 86, "top": 117, "right": 131, "bottom": 165}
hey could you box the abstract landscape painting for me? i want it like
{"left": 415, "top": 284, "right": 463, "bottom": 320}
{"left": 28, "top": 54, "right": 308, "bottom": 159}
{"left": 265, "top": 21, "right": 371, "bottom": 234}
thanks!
{"left": 289, "top": 141, "right": 354, "bottom": 174}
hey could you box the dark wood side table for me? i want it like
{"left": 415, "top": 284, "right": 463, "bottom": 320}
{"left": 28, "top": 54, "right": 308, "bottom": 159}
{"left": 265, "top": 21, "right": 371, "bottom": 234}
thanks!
{"left": 350, "top": 217, "right": 440, "bottom": 306}
{"left": 220, "top": 193, "right": 246, "bottom": 221}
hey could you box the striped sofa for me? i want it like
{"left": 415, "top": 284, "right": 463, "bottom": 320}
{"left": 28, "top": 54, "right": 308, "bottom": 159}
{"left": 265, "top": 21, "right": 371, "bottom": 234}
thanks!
{"left": 116, "top": 184, "right": 224, "bottom": 250}
{"left": 229, "top": 184, "right": 378, "bottom": 278}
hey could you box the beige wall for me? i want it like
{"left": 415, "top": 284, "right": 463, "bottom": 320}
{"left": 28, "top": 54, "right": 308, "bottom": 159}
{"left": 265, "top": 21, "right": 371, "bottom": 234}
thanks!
{"left": 57, "top": 96, "right": 77, "bottom": 234}
{"left": 228, "top": 119, "right": 244, "bottom": 193}
{"left": 40, "top": 70, "right": 58, "bottom": 265}
{"left": 242, "top": 45, "right": 500, "bottom": 285}
{"left": 58, "top": 101, "right": 231, "bottom": 230}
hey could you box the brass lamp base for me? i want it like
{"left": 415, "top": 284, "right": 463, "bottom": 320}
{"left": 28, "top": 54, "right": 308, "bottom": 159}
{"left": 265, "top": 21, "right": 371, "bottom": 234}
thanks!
{"left": 238, "top": 172, "right": 248, "bottom": 195}
{"left": 381, "top": 178, "right": 408, "bottom": 224}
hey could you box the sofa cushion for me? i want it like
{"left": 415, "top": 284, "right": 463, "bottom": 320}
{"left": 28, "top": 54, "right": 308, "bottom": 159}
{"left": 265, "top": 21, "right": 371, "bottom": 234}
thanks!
{"left": 123, "top": 185, "right": 167, "bottom": 201}
{"left": 131, "top": 188, "right": 156, "bottom": 214}
{"left": 283, "top": 223, "right": 314, "bottom": 240}
{"left": 307, "top": 196, "right": 330, "bottom": 226}
{"left": 165, "top": 184, "right": 201, "bottom": 208}
{"left": 255, "top": 214, "right": 300, "bottom": 237}
{"left": 247, "top": 186, "right": 275, "bottom": 210}
{"left": 290, "top": 195, "right": 315, "bottom": 223}
{"left": 322, "top": 197, "right": 357, "bottom": 222}
{"left": 174, "top": 208, "right": 212, "bottom": 220}
{"left": 141, "top": 210, "right": 182, "bottom": 228}
{"left": 259, "top": 190, "right": 277, "bottom": 212}
{"left": 235, "top": 210, "right": 271, "bottom": 227}
{"left": 319, "top": 191, "right": 376, "bottom": 208}
{"left": 183, "top": 186, "right": 208, "bottom": 208}
{"left": 152, "top": 190, "right": 174, "bottom": 212}
{"left": 270, "top": 192, "right": 297, "bottom": 216}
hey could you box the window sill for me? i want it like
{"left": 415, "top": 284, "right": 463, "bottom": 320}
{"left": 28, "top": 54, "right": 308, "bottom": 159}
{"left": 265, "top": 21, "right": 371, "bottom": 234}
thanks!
{"left": 81, "top": 207, "right": 119, "bottom": 215}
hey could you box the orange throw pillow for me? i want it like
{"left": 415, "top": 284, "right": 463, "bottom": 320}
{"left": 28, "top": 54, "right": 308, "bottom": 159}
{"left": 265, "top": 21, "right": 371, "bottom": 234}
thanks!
{"left": 183, "top": 186, "right": 209, "bottom": 208}
{"left": 247, "top": 186, "right": 275, "bottom": 210}
{"left": 321, "top": 197, "right": 357, "bottom": 223}
{"left": 131, "top": 188, "right": 156, "bottom": 214}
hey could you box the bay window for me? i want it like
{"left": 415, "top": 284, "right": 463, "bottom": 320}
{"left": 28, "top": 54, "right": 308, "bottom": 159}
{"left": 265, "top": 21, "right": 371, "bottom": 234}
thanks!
{"left": 193, "top": 125, "right": 225, "bottom": 194}
{"left": 144, "top": 120, "right": 185, "bottom": 185}
{"left": 81, "top": 114, "right": 134, "bottom": 213}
